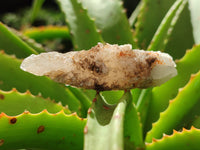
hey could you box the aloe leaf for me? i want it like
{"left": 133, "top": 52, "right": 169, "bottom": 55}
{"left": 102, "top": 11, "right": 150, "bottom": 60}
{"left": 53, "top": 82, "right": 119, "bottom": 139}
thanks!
{"left": 57, "top": 0, "right": 103, "bottom": 50}
{"left": 131, "top": 88, "right": 141, "bottom": 104}
{"left": 165, "top": 1, "right": 194, "bottom": 59}
{"left": 145, "top": 44, "right": 200, "bottom": 134}
{"left": 192, "top": 117, "right": 200, "bottom": 128}
{"left": 13, "top": 29, "right": 45, "bottom": 53}
{"left": 136, "top": 88, "right": 152, "bottom": 127}
{"left": 84, "top": 91, "right": 131, "bottom": 150}
{"left": 134, "top": 0, "right": 187, "bottom": 129}
{"left": 145, "top": 70, "right": 200, "bottom": 142}
{"left": 79, "top": 0, "right": 136, "bottom": 47}
{"left": 0, "top": 51, "right": 81, "bottom": 113}
{"left": 132, "top": 0, "right": 186, "bottom": 128}
{"left": 0, "top": 22, "right": 37, "bottom": 58}
{"left": 67, "top": 86, "right": 91, "bottom": 117}
{"left": 30, "top": 0, "right": 45, "bottom": 23}
{"left": 188, "top": 0, "right": 200, "bottom": 44}
{"left": 124, "top": 100, "right": 144, "bottom": 149}
{"left": 177, "top": 98, "right": 200, "bottom": 129}
{"left": 129, "top": 1, "right": 142, "bottom": 28}
{"left": 146, "top": 127, "right": 200, "bottom": 150}
{"left": 81, "top": 89, "right": 96, "bottom": 101}
{"left": 0, "top": 110, "right": 86, "bottom": 150}
{"left": 0, "top": 89, "right": 70, "bottom": 116}
{"left": 101, "top": 90, "right": 124, "bottom": 104}
{"left": 23, "top": 26, "right": 71, "bottom": 42}
{"left": 147, "top": 0, "right": 187, "bottom": 51}
{"left": 134, "top": 0, "right": 175, "bottom": 49}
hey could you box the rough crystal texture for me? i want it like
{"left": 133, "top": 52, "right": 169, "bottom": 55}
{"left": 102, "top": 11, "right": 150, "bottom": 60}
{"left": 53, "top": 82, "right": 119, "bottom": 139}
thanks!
{"left": 20, "top": 43, "right": 177, "bottom": 90}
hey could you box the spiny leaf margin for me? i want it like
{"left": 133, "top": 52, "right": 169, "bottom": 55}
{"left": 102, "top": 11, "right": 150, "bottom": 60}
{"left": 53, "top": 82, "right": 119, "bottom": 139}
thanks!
{"left": 0, "top": 88, "right": 71, "bottom": 116}
{"left": 146, "top": 127, "right": 200, "bottom": 150}
{"left": 0, "top": 109, "right": 86, "bottom": 150}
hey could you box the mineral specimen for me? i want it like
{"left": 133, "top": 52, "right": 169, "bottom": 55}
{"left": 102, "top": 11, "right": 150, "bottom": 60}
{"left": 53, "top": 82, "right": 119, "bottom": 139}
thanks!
{"left": 20, "top": 43, "right": 177, "bottom": 90}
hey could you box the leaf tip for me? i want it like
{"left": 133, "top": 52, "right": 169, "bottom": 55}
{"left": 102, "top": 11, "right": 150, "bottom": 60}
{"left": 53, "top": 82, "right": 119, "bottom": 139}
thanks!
{"left": 87, "top": 107, "right": 92, "bottom": 114}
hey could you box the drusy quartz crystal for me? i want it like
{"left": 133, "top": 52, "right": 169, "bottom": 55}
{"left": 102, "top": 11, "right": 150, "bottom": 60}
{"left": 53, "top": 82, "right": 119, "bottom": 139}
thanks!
{"left": 21, "top": 43, "right": 177, "bottom": 90}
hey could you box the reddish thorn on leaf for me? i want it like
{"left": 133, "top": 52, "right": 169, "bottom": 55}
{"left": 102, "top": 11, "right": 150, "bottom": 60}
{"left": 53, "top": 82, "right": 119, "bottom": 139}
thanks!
{"left": 152, "top": 138, "right": 157, "bottom": 142}
{"left": 103, "top": 105, "right": 110, "bottom": 110}
{"left": 182, "top": 128, "right": 187, "bottom": 131}
{"left": 88, "top": 108, "right": 92, "bottom": 114}
{"left": 191, "top": 126, "right": 196, "bottom": 130}
{"left": 96, "top": 90, "right": 99, "bottom": 95}
{"left": 92, "top": 98, "right": 97, "bottom": 103}
{"left": 173, "top": 129, "right": 178, "bottom": 134}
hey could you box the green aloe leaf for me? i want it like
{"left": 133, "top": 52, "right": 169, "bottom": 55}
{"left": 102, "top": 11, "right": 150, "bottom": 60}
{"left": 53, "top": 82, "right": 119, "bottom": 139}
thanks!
{"left": 67, "top": 86, "right": 91, "bottom": 117}
{"left": 134, "top": 0, "right": 175, "bottom": 49}
{"left": 146, "top": 127, "right": 200, "bottom": 150}
{"left": 145, "top": 44, "right": 200, "bottom": 134}
{"left": 165, "top": 1, "right": 194, "bottom": 59}
{"left": 192, "top": 116, "right": 200, "bottom": 128}
{"left": 0, "top": 110, "right": 86, "bottom": 150}
{"left": 13, "top": 29, "right": 45, "bottom": 53}
{"left": 136, "top": 88, "right": 152, "bottom": 127}
{"left": 0, "top": 22, "right": 37, "bottom": 58}
{"left": 178, "top": 97, "right": 200, "bottom": 129}
{"left": 129, "top": 1, "right": 142, "bottom": 28}
{"left": 80, "top": 0, "right": 136, "bottom": 47}
{"left": 135, "top": 0, "right": 194, "bottom": 57}
{"left": 23, "top": 26, "right": 71, "bottom": 42}
{"left": 101, "top": 90, "right": 124, "bottom": 104}
{"left": 189, "top": 0, "right": 200, "bottom": 44}
{"left": 145, "top": 70, "right": 200, "bottom": 142}
{"left": 84, "top": 92, "right": 131, "bottom": 150}
{"left": 0, "top": 89, "right": 70, "bottom": 116}
{"left": 132, "top": 0, "right": 188, "bottom": 128}
{"left": 57, "top": 0, "right": 103, "bottom": 50}
{"left": 147, "top": 0, "right": 187, "bottom": 51}
{"left": 30, "top": 0, "right": 45, "bottom": 23}
{"left": 130, "top": 88, "right": 141, "bottom": 104}
{"left": 0, "top": 51, "right": 81, "bottom": 114}
{"left": 124, "top": 100, "right": 144, "bottom": 149}
{"left": 81, "top": 89, "right": 96, "bottom": 101}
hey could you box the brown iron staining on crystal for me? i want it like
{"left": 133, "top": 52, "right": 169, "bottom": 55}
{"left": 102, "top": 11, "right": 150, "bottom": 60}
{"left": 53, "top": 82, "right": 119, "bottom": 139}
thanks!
{"left": 21, "top": 43, "right": 177, "bottom": 91}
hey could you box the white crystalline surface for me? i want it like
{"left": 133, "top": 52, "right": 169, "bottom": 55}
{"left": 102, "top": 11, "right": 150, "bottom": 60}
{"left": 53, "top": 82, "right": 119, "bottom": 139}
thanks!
{"left": 20, "top": 43, "right": 177, "bottom": 90}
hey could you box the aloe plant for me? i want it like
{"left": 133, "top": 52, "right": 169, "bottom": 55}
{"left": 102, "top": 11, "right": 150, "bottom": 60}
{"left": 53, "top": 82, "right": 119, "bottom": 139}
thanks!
{"left": 0, "top": 0, "right": 200, "bottom": 149}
